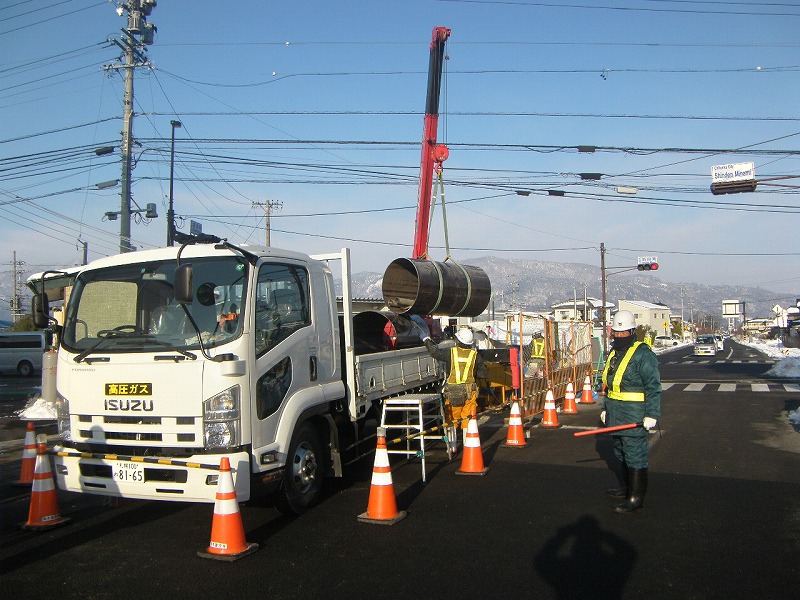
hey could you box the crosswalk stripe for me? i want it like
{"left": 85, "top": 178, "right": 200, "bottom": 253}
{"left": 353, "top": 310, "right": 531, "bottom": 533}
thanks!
{"left": 684, "top": 383, "right": 706, "bottom": 392}
{"left": 662, "top": 382, "right": 797, "bottom": 393}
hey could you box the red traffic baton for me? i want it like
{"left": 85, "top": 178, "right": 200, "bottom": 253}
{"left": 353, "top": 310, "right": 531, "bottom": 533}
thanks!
{"left": 573, "top": 422, "right": 641, "bottom": 437}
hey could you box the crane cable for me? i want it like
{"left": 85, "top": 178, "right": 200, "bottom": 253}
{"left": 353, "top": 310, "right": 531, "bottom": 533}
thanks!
{"left": 429, "top": 163, "right": 452, "bottom": 261}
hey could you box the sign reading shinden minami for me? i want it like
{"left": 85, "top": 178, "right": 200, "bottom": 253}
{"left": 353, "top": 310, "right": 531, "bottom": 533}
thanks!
{"left": 711, "top": 162, "right": 756, "bottom": 195}
{"left": 712, "top": 162, "right": 755, "bottom": 184}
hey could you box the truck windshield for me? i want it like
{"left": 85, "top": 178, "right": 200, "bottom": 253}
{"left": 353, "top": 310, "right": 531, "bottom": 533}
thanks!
{"left": 61, "top": 256, "right": 248, "bottom": 355}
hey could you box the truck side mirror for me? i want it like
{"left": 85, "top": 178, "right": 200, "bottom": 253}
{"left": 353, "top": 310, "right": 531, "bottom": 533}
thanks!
{"left": 32, "top": 293, "right": 50, "bottom": 329}
{"left": 174, "top": 264, "right": 193, "bottom": 304}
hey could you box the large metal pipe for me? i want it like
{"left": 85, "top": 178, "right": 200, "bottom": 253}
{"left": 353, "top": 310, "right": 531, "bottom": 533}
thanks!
{"left": 382, "top": 258, "right": 491, "bottom": 317}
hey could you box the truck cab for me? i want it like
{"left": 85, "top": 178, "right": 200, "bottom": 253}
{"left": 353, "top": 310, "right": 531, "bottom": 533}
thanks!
{"left": 46, "top": 243, "right": 344, "bottom": 510}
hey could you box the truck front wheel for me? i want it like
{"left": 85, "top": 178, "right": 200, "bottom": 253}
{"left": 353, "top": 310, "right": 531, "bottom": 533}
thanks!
{"left": 277, "top": 422, "right": 323, "bottom": 515}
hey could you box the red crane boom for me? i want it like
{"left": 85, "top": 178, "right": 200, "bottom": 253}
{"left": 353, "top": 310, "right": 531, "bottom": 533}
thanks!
{"left": 412, "top": 26, "right": 451, "bottom": 260}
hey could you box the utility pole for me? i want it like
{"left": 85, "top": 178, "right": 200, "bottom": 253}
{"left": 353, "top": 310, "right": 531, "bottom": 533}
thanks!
{"left": 10, "top": 251, "right": 26, "bottom": 324}
{"left": 167, "top": 119, "right": 182, "bottom": 246}
{"left": 78, "top": 239, "right": 88, "bottom": 265}
{"left": 105, "top": 0, "right": 157, "bottom": 253}
{"left": 600, "top": 242, "right": 607, "bottom": 354}
{"left": 253, "top": 200, "right": 282, "bottom": 247}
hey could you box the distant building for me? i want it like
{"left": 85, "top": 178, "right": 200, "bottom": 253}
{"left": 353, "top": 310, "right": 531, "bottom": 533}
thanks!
{"left": 617, "top": 300, "right": 673, "bottom": 336}
{"left": 551, "top": 297, "right": 613, "bottom": 325}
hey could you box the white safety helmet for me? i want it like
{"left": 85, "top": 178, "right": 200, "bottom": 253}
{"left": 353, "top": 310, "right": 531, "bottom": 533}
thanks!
{"left": 455, "top": 326, "right": 474, "bottom": 346}
{"left": 611, "top": 310, "right": 637, "bottom": 332}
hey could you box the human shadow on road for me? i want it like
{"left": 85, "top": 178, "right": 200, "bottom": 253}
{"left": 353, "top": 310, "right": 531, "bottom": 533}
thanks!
{"left": 533, "top": 515, "right": 636, "bottom": 600}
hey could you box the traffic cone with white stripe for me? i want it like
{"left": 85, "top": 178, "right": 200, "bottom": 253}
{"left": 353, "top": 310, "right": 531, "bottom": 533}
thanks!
{"left": 21, "top": 435, "right": 71, "bottom": 531}
{"left": 15, "top": 421, "right": 37, "bottom": 487}
{"left": 563, "top": 380, "right": 578, "bottom": 415}
{"left": 540, "top": 388, "right": 561, "bottom": 428}
{"left": 502, "top": 401, "right": 528, "bottom": 448}
{"left": 580, "top": 374, "right": 596, "bottom": 405}
{"left": 456, "top": 415, "right": 489, "bottom": 475}
{"left": 358, "top": 428, "right": 407, "bottom": 524}
{"left": 198, "top": 457, "right": 258, "bottom": 561}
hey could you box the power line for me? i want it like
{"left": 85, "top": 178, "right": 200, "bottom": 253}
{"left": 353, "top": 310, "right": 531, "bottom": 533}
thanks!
{"left": 157, "top": 64, "right": 800, "bottom": 89}
{"left": 0, "top": 1, "right": 105, "bottom": 36}
{"left": 434, "top": 0, "right": 800, "bottom": 17}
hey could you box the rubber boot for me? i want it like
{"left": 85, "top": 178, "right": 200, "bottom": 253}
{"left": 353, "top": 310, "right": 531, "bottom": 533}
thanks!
{"left": 606, "top": 465, "right": 628, "bottom": 499}
{"left": 613, "top": 468, "right": 647, "bottom": 513}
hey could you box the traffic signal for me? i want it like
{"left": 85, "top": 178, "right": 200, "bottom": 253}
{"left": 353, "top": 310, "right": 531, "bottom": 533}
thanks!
{"left": 637, "top": 262, "right": 658, "bottom": 271}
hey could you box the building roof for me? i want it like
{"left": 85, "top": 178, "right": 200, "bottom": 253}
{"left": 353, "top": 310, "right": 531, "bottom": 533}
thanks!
{"left": 619, "top": 300, "right": 672, "bottom": 311}
{"left": 551, "top": 297, "right": 613, "bottom": 309}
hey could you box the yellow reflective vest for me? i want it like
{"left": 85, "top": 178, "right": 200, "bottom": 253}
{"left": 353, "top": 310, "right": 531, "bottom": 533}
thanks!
{"left": 602, "top": 341, "right": 646, "bottom": 402}
{"left": 446, "top": 346, "right": 478, "bottom": 385}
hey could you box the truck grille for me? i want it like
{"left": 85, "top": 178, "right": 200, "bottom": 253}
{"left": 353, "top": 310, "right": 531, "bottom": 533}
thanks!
{"left": 73, "top": 414, "right": 200, "bottom": 447}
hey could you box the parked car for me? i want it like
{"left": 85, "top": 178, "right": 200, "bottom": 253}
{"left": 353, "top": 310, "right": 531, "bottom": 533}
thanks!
{"left": 714, "top": 334, "right": 724, "bottom": 350}
{"left": 654, "top": 335, "right": 678, "bottom": 347}
{"left": 694, "top": 335, "right": 717, "bottom": 356}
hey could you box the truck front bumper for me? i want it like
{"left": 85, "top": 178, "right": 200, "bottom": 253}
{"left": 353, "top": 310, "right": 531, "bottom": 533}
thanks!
{"left": 51, "top": 445, "right": 252, "bottom": 503}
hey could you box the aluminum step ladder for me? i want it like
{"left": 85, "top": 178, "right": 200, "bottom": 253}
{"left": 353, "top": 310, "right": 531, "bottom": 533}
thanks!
{"left": 379, "top": 393, "right": 451, "bottom": 483}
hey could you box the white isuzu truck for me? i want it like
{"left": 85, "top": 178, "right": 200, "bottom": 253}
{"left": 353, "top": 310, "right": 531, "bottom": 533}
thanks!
{"left": 32, "top": 241, "right": 452, "bottom": 513}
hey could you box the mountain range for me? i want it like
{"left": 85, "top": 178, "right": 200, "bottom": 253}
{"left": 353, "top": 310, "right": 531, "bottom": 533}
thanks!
{"left": 349, "top": 255, "right": 790, "bottom": 323}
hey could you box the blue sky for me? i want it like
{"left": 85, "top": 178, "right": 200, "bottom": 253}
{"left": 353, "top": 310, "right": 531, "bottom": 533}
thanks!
{"left": 2, "top": 0, "right": 799, "bottom": 320}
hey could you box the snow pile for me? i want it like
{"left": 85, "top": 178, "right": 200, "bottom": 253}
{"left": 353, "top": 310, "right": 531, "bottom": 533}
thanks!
{"left": 738, "top": 337, "right": 800, "bottom": 379}
{"left": 789, "top": 408, "right": 800, "bottom": 432}
{"left": 17, "top": 397, "right": 57, "bottom": 420}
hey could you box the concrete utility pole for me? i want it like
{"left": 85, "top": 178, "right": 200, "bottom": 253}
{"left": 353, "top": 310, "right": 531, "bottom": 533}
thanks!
{"left": 105, "top": 0, "right": 157, "bottom": 253}
{"left": 10, "top": 251, "right": 26, "bottom": 323}
{"left": 79, "top": 239, "right": 88, "bottom": 265}
{"left": 600, "top": 242, "right": 608, "bottom": 354}
{"left": 167, "top": 119, "right": 182, "bottom": 246}
{"left": 253, "top": 200, "right": 283, "bottom": 247}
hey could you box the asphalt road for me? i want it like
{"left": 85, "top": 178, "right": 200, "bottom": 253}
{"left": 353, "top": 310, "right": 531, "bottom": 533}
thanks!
{"left": 1, "top": 339, "right": 798, "bottom": 600}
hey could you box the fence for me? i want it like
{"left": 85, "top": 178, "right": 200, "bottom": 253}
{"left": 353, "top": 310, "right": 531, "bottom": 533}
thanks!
{"left": 487, "top": 314, "right": 595, "bottom": 420}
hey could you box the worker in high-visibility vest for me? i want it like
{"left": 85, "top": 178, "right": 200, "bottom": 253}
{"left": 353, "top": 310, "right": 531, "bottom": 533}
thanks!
{"left": 601, "top": 310, "right": 661, "bottom": 513}
{"left": 422, "top": 326, "right": 487, "bottom": 453}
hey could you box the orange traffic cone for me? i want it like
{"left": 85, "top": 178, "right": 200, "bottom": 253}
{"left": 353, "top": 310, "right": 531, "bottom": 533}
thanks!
{"left": 197, "top": 457, "right": 258, "bottom": 561}
{"left": 456, "top": 415, "right": 489, "bottom": 475}
{"left": 563, "top": 380, "right": 578, "bottom": 415}
{"left": 580, "top": 375, "right": 596, "bottom": 404}
{"left": 15, "top": 422, "right": 37, "bottom": 487}
{"left": 358, "top": 428, "right": 407, "bottom": 524}
{"left": 540, "top": 388, "right": 561, "bottom": 428}
{"left": 21, "top": 435, "right": 71, "bottom": 531}
{"left": 502, "top": 401, "right": 528, "bottom": 448}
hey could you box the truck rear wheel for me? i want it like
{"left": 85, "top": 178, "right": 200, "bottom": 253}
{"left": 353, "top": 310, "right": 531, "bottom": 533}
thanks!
{"left": 277, "top": 422, "right": 323, "bottom": 515}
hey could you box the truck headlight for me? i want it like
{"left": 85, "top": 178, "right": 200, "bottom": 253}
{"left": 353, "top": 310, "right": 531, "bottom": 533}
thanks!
{"left": 203, "top": 385, "right": 240, "bottom": 449}
{"left": 55, "top": 394, "right": 71, "bottom": 441}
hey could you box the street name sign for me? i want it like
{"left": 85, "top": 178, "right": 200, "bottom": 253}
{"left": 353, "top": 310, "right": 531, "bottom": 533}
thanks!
{"left": 711, "top": 162, "right": 755, "bottom": 183}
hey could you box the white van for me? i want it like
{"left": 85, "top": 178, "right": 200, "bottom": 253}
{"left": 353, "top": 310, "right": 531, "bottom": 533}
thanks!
{"left": 0, "top": 331, "right": 48, "bottom": 376}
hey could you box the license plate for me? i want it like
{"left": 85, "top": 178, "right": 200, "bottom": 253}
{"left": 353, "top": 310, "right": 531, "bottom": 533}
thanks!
{"left": 112, "top": 461, "right": 144, "bottom": 483}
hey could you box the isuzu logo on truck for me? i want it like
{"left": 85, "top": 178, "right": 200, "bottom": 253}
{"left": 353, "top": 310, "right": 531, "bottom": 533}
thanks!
{"left": 104, "top": 399, "right": 154, "bottom": 412}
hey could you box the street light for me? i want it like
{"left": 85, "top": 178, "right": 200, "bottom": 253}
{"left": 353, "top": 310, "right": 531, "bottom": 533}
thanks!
{"left": 167, "top": 119, "right": 182, "bottom": 246}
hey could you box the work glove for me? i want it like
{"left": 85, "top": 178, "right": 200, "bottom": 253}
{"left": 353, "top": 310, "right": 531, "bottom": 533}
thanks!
{"left": 643, "top": 417, "right": 657, "bottom": 431}
{"left": 600, "top": 410, "right": 606, "bottom": 424}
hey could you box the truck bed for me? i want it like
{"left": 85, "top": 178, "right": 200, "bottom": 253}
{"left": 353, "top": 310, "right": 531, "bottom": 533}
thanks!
{"left": 353, "top": 345, "right": 442, "bottom": 405}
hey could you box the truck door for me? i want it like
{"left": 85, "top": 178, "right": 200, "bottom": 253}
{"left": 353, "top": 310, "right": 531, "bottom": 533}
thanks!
{"left": 250, "top": 262, "right": 314, "bottom": 450}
